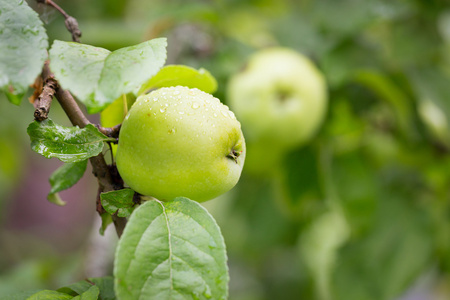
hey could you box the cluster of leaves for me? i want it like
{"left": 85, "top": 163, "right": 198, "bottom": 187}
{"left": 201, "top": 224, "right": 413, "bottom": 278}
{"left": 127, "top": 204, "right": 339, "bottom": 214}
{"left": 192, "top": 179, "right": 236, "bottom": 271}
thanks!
{"left": 1, "top": 0, "right": 227, "bottom": 299}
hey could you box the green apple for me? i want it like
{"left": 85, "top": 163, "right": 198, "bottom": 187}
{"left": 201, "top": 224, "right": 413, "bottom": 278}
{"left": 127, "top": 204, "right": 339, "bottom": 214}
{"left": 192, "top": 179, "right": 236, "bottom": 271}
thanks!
{"left": 116, "top": 86, "right": 246, "bottom": 202}
{"left": 227, "top": 47, "right": 327, "bottom": 173}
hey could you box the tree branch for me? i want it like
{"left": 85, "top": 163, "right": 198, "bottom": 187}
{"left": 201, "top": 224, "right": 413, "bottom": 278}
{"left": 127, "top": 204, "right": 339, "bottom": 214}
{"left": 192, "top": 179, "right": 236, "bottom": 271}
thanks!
{"left": 38, "top": 63, "right": 127, "bottom": 237}
{"left": 36, "top": 0, "right": 82, "bottom": 42}
{"left": 97, "top": 124, "right": 122, "bottom": 140}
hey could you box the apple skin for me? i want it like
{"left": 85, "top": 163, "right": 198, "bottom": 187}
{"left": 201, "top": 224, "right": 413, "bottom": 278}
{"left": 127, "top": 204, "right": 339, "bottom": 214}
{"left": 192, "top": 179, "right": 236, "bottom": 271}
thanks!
{"left": 227, "top": 47, "right": 327, "bottom": 173}
{"left": 116, "top": 86, "right": 246, "bottom": 202}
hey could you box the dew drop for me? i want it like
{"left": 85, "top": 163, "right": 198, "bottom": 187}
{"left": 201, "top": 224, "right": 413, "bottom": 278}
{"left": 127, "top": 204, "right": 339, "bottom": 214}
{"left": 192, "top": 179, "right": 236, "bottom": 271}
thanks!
{"left": 213, "top": 113, "right": 217, "bottom": 117}
{"left": 192, "top": 102, "right": 200, "bottom": 109}
{"left": 168, "top": 128, "right": 176, "bottom": 134}
{"left": 173, "top": 90, "right": 180, "bottom": 96}
{"left": 153, "top": 97, "right": 158, "bottom": 102}
{"left": 228, "top": 111, "right": 236, "bottom": 119}
{"left": 144, "top": 99, "right": 149, "bottom": 102}
{"left": 221, "top": 110, "right": 228, "bottom": 117}
{"left": 165, "top": 103, "right": 169, "bottom": 107}
{"left": 179, "top": 111, "right": 185, "bottom": 115}
{"left": 160, "top": 108, "right": 166, "bottom": 113}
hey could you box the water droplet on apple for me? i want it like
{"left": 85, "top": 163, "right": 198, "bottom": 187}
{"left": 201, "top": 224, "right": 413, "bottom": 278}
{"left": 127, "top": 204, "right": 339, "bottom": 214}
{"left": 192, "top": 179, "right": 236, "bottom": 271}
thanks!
{"left": 179, "top": 111, "right": 184, "bottom": 115}
{"left": 173, "top": 90, "right": 180, "bottom": 96}
{"left": 160, "top": 108, "right": 166, "bottom": 113}
{"left": 144, "top": 99, "right": 149, "bottom": 102}
{"left": 192, "top": 102, "right": 200, "bottom": 109}
{"left": 221, "top": 110, "right": 228, "bottom": 117}
{"left": 213, "top": 113, "right": 217, "bottom": 117}
{"left": 228, "top": 111, "right": 236, "bottom": 119}
{"left": 153, "top": 97, "right": 158, "bottom": 102}
{"left": 168, "top": 128, "right": 176, "bottom": 134}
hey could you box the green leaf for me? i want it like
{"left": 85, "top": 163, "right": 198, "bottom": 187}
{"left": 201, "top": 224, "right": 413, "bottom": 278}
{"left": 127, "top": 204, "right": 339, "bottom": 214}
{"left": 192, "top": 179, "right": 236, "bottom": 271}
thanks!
{"left": 99, "top": 212, "right": 113, "bottom": 236}
{"left": 49, "top": 38, "right": 167, "bottom": 113}
{"left": 47, "top": 160, "right": 88, "bottom": 206}
{"left": 100, "top": 94, "right": 135, "bottom": 128}
{"left": 0, "top": 0, "right": 48, "bottom": 105}
{"left": 114, "top": 197, "right": 229, "bottom": 300}
{"left": 27, "top": 119, "right": 113, "bottom": 163}
{"left": 88, "top": 277, "right": 115, "bottom": 300}
{"left": 72, "top": 286, "right": 99, "bottom": 300}
{"left": 57, "top": 279, "right": 92, "bottom": 296}
{"left": 58, "top": 277, "right": 114, "bottom": 300}
{"left": 100, "top": 189, "right": 136, "bottom": 218}
{"left": 138, "top": 65, "right": 218, "bottom": 95}
{"left": 26, "top": 290, "right": 73, "bottom": 300}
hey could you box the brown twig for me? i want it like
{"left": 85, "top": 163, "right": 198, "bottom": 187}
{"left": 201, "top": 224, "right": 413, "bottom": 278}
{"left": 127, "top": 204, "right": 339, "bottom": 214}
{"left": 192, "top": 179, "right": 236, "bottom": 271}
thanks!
{"left": 33, "top": 68, "right": 57, "bottom": 121}
{"left": 36, "top": 0, "right": 82, "bottom": 42}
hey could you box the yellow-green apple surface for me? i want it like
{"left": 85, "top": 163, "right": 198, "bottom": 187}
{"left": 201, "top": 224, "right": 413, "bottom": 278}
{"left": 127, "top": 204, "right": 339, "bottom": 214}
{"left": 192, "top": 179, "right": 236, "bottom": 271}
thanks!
{"left": 227, "top": 47, "right": 327, "bottom": 173}
{"left": 116, "top": 86, "right": 246, "bottom": 202}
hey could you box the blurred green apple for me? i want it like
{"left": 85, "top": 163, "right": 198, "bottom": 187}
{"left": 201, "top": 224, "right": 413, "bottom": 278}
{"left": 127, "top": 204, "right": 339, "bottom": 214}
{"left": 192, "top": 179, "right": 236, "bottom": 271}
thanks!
{"left": 116, "top": 86, "right": 246, "bottom": 202}
{"left": 228, "top": 47, "right": 327, "bottom": 173}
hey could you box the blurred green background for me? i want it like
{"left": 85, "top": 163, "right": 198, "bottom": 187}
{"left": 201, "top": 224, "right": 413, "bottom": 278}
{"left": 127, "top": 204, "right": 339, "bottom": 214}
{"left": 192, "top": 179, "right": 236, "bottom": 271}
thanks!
{"left": 2, "top": 0, "right": 450, "bottom": 299}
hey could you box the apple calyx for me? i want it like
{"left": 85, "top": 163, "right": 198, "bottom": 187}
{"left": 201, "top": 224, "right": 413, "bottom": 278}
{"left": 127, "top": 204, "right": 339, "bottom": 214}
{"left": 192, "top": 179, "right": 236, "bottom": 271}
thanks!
{"left": 227, "top": 148, "right": 241, "bottom": 163}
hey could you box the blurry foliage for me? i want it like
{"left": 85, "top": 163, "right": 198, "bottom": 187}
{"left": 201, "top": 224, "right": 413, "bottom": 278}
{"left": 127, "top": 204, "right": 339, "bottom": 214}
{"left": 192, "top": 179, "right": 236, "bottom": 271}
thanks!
{"left": 2, "top": 0, "right": 450, "bottom": 299}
